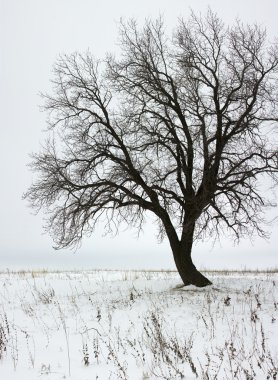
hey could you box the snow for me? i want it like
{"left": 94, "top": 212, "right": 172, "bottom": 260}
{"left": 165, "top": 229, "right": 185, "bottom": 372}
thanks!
{"left": 0, "top": 269, "right": 277, "bottom": 379}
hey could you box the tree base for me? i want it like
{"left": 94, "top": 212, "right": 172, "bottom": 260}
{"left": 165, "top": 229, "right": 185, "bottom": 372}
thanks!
{"left": 178, "top": 266, "right": 212, "bottom": 288}
{"left": 183, "top": 278, "right": 212, "bottom": 288}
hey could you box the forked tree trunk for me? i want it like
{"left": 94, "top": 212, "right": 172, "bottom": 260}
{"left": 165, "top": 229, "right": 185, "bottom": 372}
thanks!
{"left": 171, "top": 223, "right": 212, "bottom": 287}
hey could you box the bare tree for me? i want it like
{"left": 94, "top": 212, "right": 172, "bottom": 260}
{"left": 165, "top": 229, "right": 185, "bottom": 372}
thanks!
{"left": 25, "top": 10, "right": 278, "bottom": 287}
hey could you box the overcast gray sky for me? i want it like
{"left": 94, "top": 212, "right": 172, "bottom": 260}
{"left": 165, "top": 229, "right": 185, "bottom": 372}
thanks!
{"left": 0, "top": 0, "right": 277, "bottom": 271}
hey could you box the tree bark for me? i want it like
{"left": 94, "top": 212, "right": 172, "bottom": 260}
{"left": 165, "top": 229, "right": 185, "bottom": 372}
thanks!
{"left": 172, "top": 223, "right": 212, "bottom": 287}
{"left": 173, "top": 250, "right": 212, "bottom": 287}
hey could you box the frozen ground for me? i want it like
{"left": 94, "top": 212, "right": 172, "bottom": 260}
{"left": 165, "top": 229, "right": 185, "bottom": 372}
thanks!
{"left": 0, "top": 269, "right": 277, "bottom": 380}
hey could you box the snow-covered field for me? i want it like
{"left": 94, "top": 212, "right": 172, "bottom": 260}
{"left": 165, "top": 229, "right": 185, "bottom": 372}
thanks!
{"left": 0, "top": 269, "right": 277, "bottom": 380}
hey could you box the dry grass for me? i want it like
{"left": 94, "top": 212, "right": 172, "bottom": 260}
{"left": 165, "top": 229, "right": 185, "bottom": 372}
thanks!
{"left": 0, "top": 269, "right": 277, "bottom": 379}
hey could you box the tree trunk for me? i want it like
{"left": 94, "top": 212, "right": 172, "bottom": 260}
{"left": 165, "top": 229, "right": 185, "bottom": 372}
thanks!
{"left": 172, "top": 223, "right": 212, "bottom": 287}
{"left": 173, "top": 249, "right": 212, "bottom": 287}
